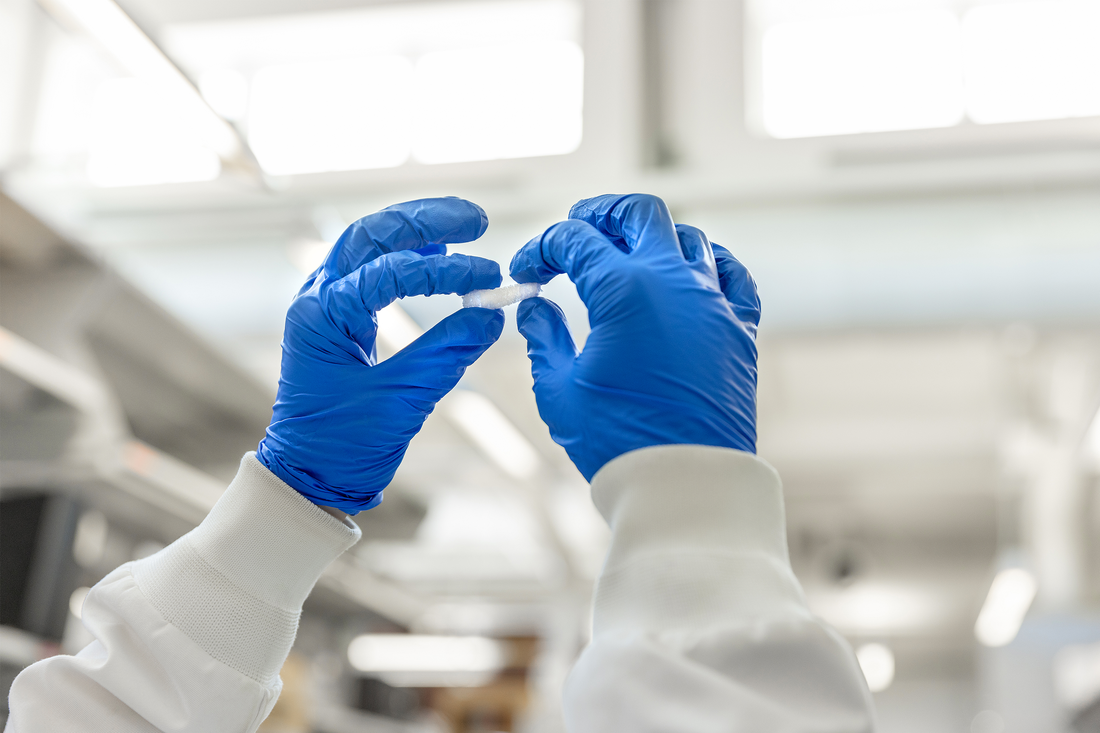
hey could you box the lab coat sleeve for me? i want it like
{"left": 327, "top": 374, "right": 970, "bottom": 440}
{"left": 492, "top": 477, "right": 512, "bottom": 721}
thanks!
{"left": 564, "top": 445, "right": 875, "bottom": 732}
{"left": 5, "top": 452, "right": 361, "bottom": 733}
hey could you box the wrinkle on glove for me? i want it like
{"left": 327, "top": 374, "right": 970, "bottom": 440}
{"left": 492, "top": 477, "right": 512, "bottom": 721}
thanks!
{"left": 259, "top": 198, "right": 504, "bottom": 512}
{"left": 510, "top": 193, "right": 760, "bottom": 481}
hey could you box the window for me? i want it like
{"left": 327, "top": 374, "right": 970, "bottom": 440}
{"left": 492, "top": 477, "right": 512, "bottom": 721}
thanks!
{"left": 164, "top": 0, "right": 584, "bottom": 175}
{"left": 87, "top": 78, "right": 221, "bottom": 186}
{"left": 749, "top": 0, "right": 1100, "bottom": 139}
{"left": 962, "top": 1, "right": 1100, "bottom": 124}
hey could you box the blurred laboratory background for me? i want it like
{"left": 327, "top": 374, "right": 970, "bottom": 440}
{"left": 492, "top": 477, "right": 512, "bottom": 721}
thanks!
{"left": 1, "top": 0, "right": 1098, "bottom": 730}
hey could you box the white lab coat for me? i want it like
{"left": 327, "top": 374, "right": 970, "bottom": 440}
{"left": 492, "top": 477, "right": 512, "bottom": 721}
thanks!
{"left": 5, "top": 446, "right": 875, "bottom": 732}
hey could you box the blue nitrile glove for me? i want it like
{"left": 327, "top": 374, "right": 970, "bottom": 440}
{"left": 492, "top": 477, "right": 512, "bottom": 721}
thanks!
{"left": 509, "top": 193, "right": 760, "bottom": 481}
{"left": 258, "top": 198, "right": 505, "bottom": 512}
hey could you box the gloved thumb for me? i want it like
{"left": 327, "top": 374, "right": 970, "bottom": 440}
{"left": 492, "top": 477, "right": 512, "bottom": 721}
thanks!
{"left": 376, "top": 307, "right": 505, "bottom": 400}
{"left": 516, "top": 297, "right": 577, "bottom": 390}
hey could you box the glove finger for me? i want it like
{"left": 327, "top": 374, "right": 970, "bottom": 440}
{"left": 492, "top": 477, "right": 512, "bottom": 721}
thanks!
{"left": 712, "top": 244, "right": 761, "bottom": 329}
{"left": 676, "top": 223, "right": 718, "bottom": 279}
{"left": 324, "top": 197, "right": 488, "bottom": 278}
{"left": 359, "top": 252, "right": 501, "bottom": 312}
{"left": 509, "top": 219, "right": 623, "bottom": 307}
{"left": 377, "top": 307, "right": 505, "bottom": 395}
{"left": 517, "top": 297, "right": 576, "bottom": 393}
{"left": 329, "top": 252, "right": 501, "bottom": 351}
{"left": 567, "top": 193, "right": 682, "bottom": 258}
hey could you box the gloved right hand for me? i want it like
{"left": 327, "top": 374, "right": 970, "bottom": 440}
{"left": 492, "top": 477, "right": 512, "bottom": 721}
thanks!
{"left": 509, "top": 193, "right": 761, "bottom": 481}
{"left": 258, "top": 198, "right": 504, "bottom": 513}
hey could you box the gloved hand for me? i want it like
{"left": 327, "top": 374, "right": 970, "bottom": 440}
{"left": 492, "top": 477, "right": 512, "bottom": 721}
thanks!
{"left": 509, "top": 193, "right": 760, "bottom": 481}
{"left": 258, "top": 198, "right": 504, "bottom": 512}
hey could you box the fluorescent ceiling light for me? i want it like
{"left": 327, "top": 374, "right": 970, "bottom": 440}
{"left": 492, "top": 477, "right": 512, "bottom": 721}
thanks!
{"left": 87, "top": 79, "right": 221, "bottom": 187}
{"left": 247, "top": 57, "right": 413, "bottom": 176}
{"left": 162, "top": 0, "right": 581, "bottom": 71}
{"left": 761, "top": 8, "right": 964, "bottom": 138}
{"left": 347, "top": 634, "right": 506, "bottom": 687}
{"left": 40, "top": 0, "right": 239, "bottom": 160}
{"left": 963, "top": 0, "right": 1100, "bottom": 125}
{"left": 752, "top": 0, "right": 1100, "bottom": 138}
{"left": 446, "top": 390, "right": 540, "bottom": 480}
{"left": 29, "top": 34, "right": 113, "bottom": 162}
{"left": 810, "top": 582, "right": 943, "bottom": 634}
{"left": 161, "top": 0, "right": 582, "bottom": 173}
{"left": 855, "top": 643, "right": 895, "bottom": 693}
{"left": 413, "top": 41, "right": 583, "bottom": 164}
{"left": 975, "top": 567, "right": 1038, "bottom": 647}
{"left": 348, "top": 634, "right": 504, "bottom": 672}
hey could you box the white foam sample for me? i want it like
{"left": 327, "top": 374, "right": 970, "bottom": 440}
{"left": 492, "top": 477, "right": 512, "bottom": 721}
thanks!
{"left": 462, "top": 282, "right": 542, "bottom": 309}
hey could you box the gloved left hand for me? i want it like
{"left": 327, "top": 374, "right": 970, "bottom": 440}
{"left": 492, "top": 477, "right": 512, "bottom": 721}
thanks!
{"left": 258, "top": 198, "right": 504, "bottom": 513}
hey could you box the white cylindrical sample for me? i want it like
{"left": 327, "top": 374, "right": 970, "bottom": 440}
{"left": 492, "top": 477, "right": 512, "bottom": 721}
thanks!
{"left": 462, "top": 282, "right": 541, "bottom": 309}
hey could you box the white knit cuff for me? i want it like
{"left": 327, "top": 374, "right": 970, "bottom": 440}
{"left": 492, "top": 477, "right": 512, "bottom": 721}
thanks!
{"left": 133, "top": 452, "right": 361, "bottom": 684}
{"left": 589, "top": 445, "right": 807, "bottom": 635}
{"left": 591, "top": 445, "right": 789, "bottom": 564}
{"left": 185, "top": 452, "right": 361, "bottom": 608}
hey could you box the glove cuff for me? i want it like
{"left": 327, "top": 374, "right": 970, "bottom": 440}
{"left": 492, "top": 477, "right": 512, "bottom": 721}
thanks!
{"left": 257, "top": 438, "right": 385, "bottom": 513}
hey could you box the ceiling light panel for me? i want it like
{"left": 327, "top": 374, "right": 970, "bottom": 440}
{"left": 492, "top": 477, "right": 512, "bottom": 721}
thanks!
{"left": 761, "top": 8, "right": 964, "bottom": 138}
{"left": 962, "top": 0, "right": 1100, "bottom": 124}
{"left": 161, "top": 0, "right": 583, "bottom": 175}
{"left": 347, "top": 634, "right": 507, "bottom": 687}
{"left": 749, "top": 0, "right": 1100, "bottom": 139}
{"left": 87, "top": 78, "right": 221, "bottom": 186}
{"left": 413, "top": 41, "right": 583, "bottom": 165}
{"left": 247, "top": 57, "right": 414, "bottom": 175}
{"left": 810, "top": 581, "right": 946, "bottom": 635}
{"left": 37, "top": 0, "right": 241, "bottom": 186}
{"left": 855, "top": 642, "right": 895, "bottom": 693}
{"left": 41, "top": 0, "right": 239, "bottom": 158}
{"left": 974, "top": 567, "right": 1038, "bottom": 647}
